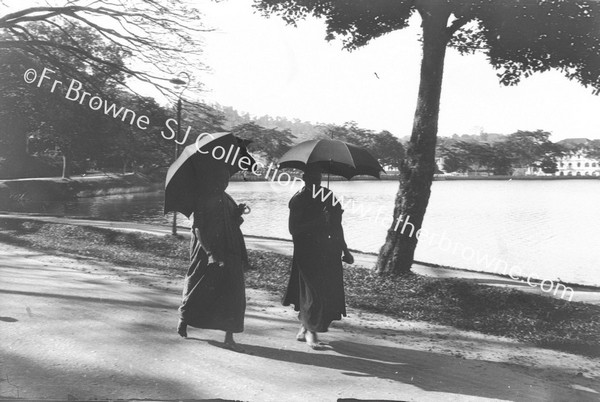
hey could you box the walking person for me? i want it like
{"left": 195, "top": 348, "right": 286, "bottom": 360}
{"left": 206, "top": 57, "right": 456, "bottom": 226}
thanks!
{"left": 283, "top": 166, "right": 354, "bottom": 349}
{"left": 177, "top": 161, "right": 249, "bottom": 352}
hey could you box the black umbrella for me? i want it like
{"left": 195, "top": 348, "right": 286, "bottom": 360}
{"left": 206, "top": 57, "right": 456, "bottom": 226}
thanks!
{"left": 278, "top": 139, "right": 384, "bottom": 180}
{"left": 164, "top": 132, "right": 255, "bottom": 217}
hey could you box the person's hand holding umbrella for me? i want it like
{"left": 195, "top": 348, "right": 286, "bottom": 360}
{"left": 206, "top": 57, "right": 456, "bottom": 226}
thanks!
{"left": 342, "top": 250, "right": 354, "bottom": 264}
{"left": 208, "top": 254, "right": 225, "bottom": 269}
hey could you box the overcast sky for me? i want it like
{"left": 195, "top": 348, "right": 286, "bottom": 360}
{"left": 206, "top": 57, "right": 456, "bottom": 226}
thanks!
{"left": 194, "top": 0, "right": 600, "bottom": 141}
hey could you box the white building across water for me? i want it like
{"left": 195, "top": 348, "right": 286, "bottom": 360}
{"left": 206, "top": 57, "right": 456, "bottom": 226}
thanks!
{"left": 555, "top": 152, "right": 600, "bottom": 176}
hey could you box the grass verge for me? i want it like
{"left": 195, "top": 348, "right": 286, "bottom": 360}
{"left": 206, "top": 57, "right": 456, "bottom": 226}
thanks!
{"left": 1, "top": 217, "right": 599, "bottom": 358}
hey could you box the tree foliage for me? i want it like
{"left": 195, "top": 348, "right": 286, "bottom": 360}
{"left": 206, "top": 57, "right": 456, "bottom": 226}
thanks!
{"left": 503, "top": 130, "right": 561, "bottom": 168}
{"left": 323, "top": 122, "right": 405, "bottom": 169}
{"left": 539, "top": 156, "right": 558, "bottom": 174}
{"left": 1, "top": 25, "right": 153, "bottom": 177}
{"left": 0, "top": 4, "right": 221, "bottom": 178}
{"left": 436, "top": 130, "right": 566, "bottom": 175}
{"left": 216, "top": 108, "right": 405, "bottom": 167}
{"left": 255, "top": 0, "right": 600, "bottom": 275}
{"left": 0, "top": 30, "right": 223, "bottom": 178}
{"left": 216, "top": 104, "right": 329, "bottom": 143}
{"left": 230, "top": 122, "right": 297, "bottom": 163}
{"left": 587, "top": 140, "right": 600, "bottom": 162}
{"left": 0, "top": 0, "right": 208, "bottom": 97}
{"left": 371, "top": 130, "right": 406, "bottom": 170}
{"left": 256, "top": 0, "right": 600, "bottom": 93}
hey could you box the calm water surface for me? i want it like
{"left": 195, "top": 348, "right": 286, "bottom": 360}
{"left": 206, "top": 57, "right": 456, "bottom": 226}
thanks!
{"left": 14, "top": 180, "right": 600, "bottom": 286}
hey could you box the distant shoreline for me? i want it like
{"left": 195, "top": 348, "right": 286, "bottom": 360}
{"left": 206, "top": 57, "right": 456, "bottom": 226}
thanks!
{"left": 433, "top": 175, "right": 600, "bottom": 181}
{"left": 230, "top": 173, "right": 600, "bottom": 182}
{"left": 2, "top": 172, "right": 597, "bottom": 209}
{"left": 0, "top": 173, "right": 162, "bottom": 209}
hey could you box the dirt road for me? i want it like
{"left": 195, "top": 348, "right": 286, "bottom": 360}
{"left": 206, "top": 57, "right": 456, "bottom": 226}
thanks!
{"left": 1, "top": 242, "right": 599, "bottom": 401}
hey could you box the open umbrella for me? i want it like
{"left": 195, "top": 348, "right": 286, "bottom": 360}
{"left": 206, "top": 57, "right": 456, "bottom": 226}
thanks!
{"left": 164, "top": 132, "right": 255, "bottom": 217}
{"left": 278, "top": 139, "right": 384, "bottom": 180}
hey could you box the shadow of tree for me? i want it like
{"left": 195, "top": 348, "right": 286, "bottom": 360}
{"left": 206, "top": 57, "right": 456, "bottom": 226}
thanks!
{"left": 1, "top": 351, "right": 202, "bottom": 400}
{"left": 0, "top": 288, "right": 175, "bottom": 310}
{"left": 235, "top": 340, "right": 598, "bottom": 401}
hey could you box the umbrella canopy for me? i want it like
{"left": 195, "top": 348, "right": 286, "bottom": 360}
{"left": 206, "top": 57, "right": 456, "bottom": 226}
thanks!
{"left": 278, "top": 139, "right": 384, "bottom": 179}
{"left": 164, "top": 132, "right": 255, "bottom": 217}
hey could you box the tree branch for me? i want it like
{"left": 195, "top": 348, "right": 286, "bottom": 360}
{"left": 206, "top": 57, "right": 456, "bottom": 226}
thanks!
{"left": 446, "top": 15, "right": 470, "bottom": 36}
{"left": 1, "top": 1, "right": 209, "bottom": 101}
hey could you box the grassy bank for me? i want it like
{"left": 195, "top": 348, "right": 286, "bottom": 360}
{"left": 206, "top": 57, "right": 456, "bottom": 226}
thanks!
{"left": 1, "top": 217, "right": 599, "bottom": 358}
{"left": 0, "top": 173, "right": 162, "bottom": 210}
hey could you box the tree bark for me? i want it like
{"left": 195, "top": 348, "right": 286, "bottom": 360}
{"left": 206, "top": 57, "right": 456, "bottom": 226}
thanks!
{"left": 376, "top": 6, "right": 451, "bottom": 275}
{"left": 61, "top": 154, "right": 71, "bottom": 179}
{"left": 0, "top": 101, "right": 28, "bottom": 177}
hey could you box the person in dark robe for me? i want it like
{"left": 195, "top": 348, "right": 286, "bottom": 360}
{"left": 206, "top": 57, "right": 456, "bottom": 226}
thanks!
{"left": 177, "top": 162, "right": 248, "bottom": 352}
{"left": 283, "top": 166, "right": 354, "bottom": 349}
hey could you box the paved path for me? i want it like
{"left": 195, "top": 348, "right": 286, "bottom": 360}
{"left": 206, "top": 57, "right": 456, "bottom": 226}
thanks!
{"left": 2, "top": 242, "right": 599, "bottom": 401}
{"left": 1, "top": 213, "right": 599, "bottom": 305}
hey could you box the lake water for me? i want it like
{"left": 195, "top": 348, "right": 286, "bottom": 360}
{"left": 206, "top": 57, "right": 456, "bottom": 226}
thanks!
{"left": 10, "top": 180, "right": 600, "bottom": 286}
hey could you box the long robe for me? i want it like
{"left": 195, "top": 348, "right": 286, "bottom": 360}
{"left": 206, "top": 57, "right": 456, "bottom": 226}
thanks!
{"left": 282, "top": 185, "right": 347, "bottom": 332}
{"left": 178, "top": 192, "right": 247, "bottom": 333}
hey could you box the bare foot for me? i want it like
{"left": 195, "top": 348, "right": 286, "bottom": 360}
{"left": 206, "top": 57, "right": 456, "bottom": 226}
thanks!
{"left": 224, "top": 332, "right": 244, "bottom": 353}
{"left": 306, "top": 331, "right": 323, "bottom": 350}
{"left": 177, "top": 320, "right": 187, "bottom": 338}
{"left": 296, "top": 325, "right": 307, "bottom": 342}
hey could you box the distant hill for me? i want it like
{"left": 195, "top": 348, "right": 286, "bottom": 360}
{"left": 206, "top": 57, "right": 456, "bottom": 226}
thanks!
{"left": 557, "top": 138, "right": 591, "bottom": 149}
{"left": 213, "top": 104, "right": 327, "bottom": 143}
{"left": 404, "top": 132, "right": 508, "bottom": 144}
{"left": 446, "top": 133, "right": 507, "bottom": 143}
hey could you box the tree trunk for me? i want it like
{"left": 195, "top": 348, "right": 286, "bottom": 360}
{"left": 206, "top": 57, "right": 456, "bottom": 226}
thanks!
{"left": 0, "top": 105, "right": 28, "bottom": 177}
{"left": 62, "top": 154, "right": 71, "bottom": 179}
{"left": 376, "top": 7, "right": 450, "bottom": 275}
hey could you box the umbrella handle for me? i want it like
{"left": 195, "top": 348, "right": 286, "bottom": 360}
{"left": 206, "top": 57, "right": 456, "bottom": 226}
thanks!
{"left": 239, "top": 204, "right": 251, "bottom": 215}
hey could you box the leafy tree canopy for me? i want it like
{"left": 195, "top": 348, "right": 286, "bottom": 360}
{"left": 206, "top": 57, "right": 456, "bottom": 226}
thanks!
{"left": 230, "top": 122, "right": 297, "bottom": 163}
{"left": 323, "top": 122, "right": 405, "bottom": 169}
{"left": 255, "top": 0, "right": 600, "bottom": 93}
{"left": 255, "top": 0, "right": 600, "bottom": 275}
{"left": 436, "top": 130, "right": 571, "bottom": 175}
{"left": 0, "top": 23, "right": 216, "bottom": 177}
{"left": 0, "top": 0, "right": 208, "bottom": 97}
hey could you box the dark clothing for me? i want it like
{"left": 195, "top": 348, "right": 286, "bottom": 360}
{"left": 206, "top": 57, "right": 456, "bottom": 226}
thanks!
{"left": 283, "top": 185, "right": 347, "bottom": 332}
{"left": 178, "top": 192, "right": 247, "bottom": 333}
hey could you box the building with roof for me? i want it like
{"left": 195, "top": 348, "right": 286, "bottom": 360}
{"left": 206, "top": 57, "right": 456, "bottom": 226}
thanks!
{"left": 555, "top": 151, "right": 600, "bottom": 176}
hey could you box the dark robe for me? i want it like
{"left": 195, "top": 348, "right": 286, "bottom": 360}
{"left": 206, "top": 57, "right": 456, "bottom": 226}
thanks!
{"left": 178, "top": 192, "right": 247, "bottom": 333}
{"left": 283, "top": 185, "right": 347, "bottom": 332}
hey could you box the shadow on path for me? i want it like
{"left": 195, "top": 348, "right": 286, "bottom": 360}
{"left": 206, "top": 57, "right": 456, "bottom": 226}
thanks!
{"left": 1, "top": 351, "right": 202, "bottom": 400}
{"left": 236, "top": 340, "right": 596, "bottom": 401}
{"left": 0, "top": 288, "right": 175, "bottom": 310}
